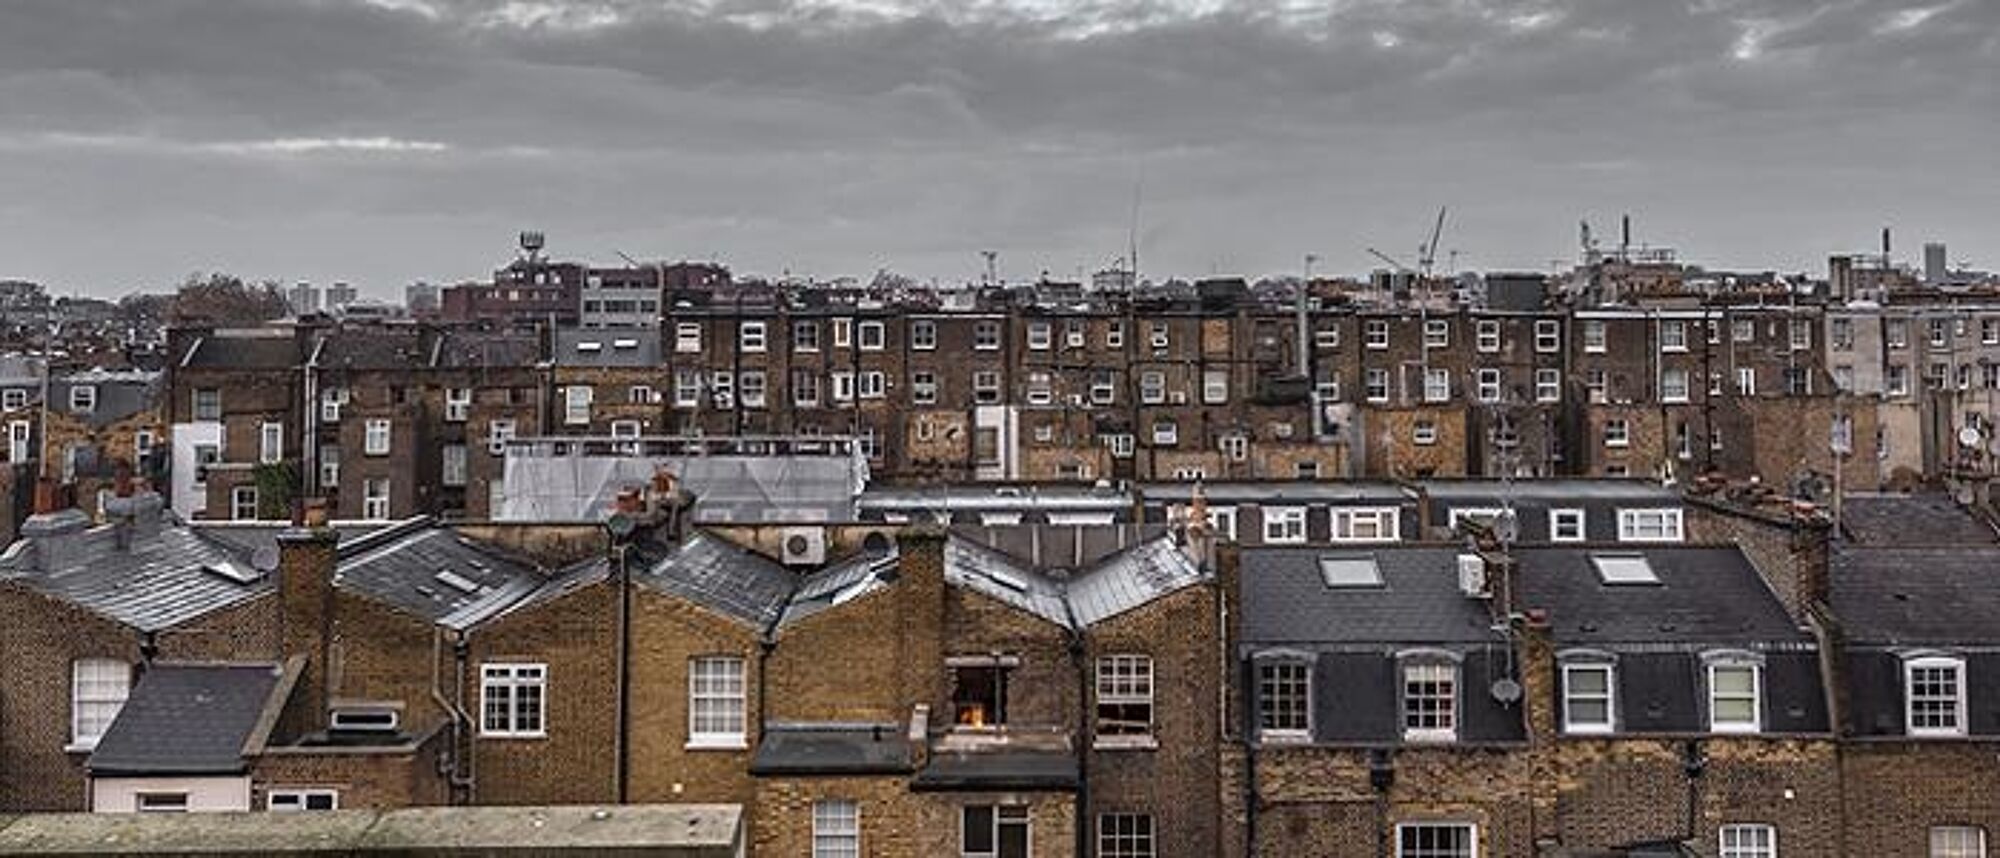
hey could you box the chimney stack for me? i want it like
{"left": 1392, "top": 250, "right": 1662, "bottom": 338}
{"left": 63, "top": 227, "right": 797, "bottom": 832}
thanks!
{"left": 278, "top": 500, "right": 341, "bottom": 727}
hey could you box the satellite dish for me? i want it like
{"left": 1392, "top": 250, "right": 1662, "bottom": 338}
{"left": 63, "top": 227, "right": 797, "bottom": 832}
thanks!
{"left": 1960, "top": 426, "right": 1984, "bottom": 449}
{"left": 250, "top": 545, "right": 280, "bottom": 574}
{"left": 1490, "top": 678, "right": 1524, "bottom": 705}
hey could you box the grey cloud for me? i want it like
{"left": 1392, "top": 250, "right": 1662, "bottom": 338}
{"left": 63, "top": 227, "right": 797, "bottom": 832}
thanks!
{"left": 0, "top": 0, "right": 1994, "bottom": 295}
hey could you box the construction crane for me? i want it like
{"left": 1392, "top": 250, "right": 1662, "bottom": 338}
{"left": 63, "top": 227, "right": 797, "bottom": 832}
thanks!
{"left": 1418, "top": 206, "right": 1448, "bottom": 278}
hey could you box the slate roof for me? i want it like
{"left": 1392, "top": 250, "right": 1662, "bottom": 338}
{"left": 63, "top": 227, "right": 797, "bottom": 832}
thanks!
{"left": 554, "top": 329, "right": 661, "bottom": 367}
{"left": 315, "top": 328, "right": 432, "bottom": 370}
{"left": 1137, "top": 481, "right": 1408, "bottom": 506}
{"left": 944, "top": 537, "right": 1073, "bottom": 627}
{"left": 779, "top": 547, "right": 897, "bottom": 627}
{"left": 911, "top": 747, "right": 1079, "bottom": 791}
{"left": 748, "top": 724, "right": 913, "bottom": 775}
{"left": 1418, "top": 479, "right": 1680, "bottom": 503}
{"left": 1513, "top": 546, "right": 1809, "bottom": 647}
{"left": 633, "top": 532, "right": 796, "bottom": 630}
{"left": 0, "top": 520, "right": 271, "bottom": 632}
{"left": 48, "top": 370, "right": 161, "bottom": 427}
{"left": 1240, "top": 547, "right": 1497, "bottom": 646}
{"left": 1831, "top": 546, "right": 2000, "bottom": 645}
{"left": 949, "top": 524, "right": 1167, "bottom": 569}
{"left": 437, "top": 331, "right": 543, "bottom": 368}
{"left": 181, "top": 334, "right": 298, "bottom": 369}
{"left": 1066, "top": 537, "right": 1204, "bottom": 627}
{"left": 86, "top": 663, "right": 288, "bottom": 776}
{"left": 1839, "top": 493, "right": 1999, "bottom": 546}
{"left": 336, "top": 524, "right": 549, "bottom": 630}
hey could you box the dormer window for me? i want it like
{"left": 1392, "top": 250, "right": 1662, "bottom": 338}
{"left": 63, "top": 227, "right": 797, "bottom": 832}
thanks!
{"left": 1705, "top": 652, "right": 1763, "bottom": 734}
{"left": 1560, "top": 655, "right": 1616, "bottom": 735}
{"left": 1905, "top": 655, "right": 1967, "bottom": 737}
{"left": 69, "top": 385, "right": 96, "bottom": 413}
{"left": 1254, "top": 655, "right": 1311, "bottom": 743}
{"left": 1399, "top": 652, "right": 1458, "bottom": 743}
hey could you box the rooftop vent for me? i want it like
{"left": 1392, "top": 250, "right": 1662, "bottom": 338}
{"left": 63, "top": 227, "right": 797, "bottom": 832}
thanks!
{"left": 1590, "top": 553, "right": 1659, "bottom": 585}
{"left": 435, "top": 569, "right": 482, "bottom": 594}
{"left": 1317, "top": 553, "right": 1383, "bottom": 588}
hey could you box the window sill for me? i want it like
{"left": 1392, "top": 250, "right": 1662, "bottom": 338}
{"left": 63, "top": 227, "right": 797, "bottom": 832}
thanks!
{"left": 480, "top": 731, "right": 547, "bottom": 741}
{"left": 1257, "top": 731, "right": 1311, "bottom": 746}
{"left": 685, "top": 737, "right": 748, "bottom": 751}
{"left": 64, "top": 742, "right": 99, "bottom": 754}
{"left": 1092, "top": 736, "right": 1158, "bottom": 752}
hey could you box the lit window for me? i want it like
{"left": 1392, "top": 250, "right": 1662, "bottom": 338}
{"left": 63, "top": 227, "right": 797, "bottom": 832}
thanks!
{"left": 1256, "top": 658, "right": 1310, "bottom": 741}
{"left": 1719, "top": 824, "right": 1776, "bottom": 858}
{"left": 1098, "top": 814, "right": 1154, "bottom": 858}
{"left": 1906, "top": 655, "right": 1967, "bottom": 737}
{"left": 480, "top": 663, "right": 546, "bottom": 737}
{"left": 1707, "top": 656, "right": 1761, "bottom": 734}
{"left": 70, "top": 658, "right": 129, "bottom": 749}
{"left": 1562, "top": 661, "right": 1615, "bottom": 734}
{"left": 812, "top": 800, "right": 860, "bottom": 858}
{"left": 688, "top": 656, "right": 746, "bottom": 748}
{"left": 1397, "top": 822, "right": 1476, "bottom": 858}
{"left": 1402, "top": 659, "right": 1457, "bottom": 742}
{"left": 1095, "top": 655, "right": 1154, "bottom": 742}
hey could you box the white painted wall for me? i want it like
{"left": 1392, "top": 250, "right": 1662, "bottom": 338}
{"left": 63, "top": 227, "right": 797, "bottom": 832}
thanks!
{"left": 169, "top": 422, "right": 222, "bottom": 516}
{"left": 91, "top": 776, "right": 250, "bottom": 813}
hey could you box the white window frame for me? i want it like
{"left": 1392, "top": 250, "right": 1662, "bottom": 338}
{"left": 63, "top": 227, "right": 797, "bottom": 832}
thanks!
{"left": 674, "top": 322, "right": 702, "bottom": 353}
{"left": 231, "top": 485, "right": 259, "bottom": 521}
{"left": 740, "top": 371, "right": 768, "bottom": 409}
{"left": 1423, "top": 319, "right": 1449, "bottom": 349}
{"left": 1401, "top": 659, "right": 1458, "bottom": 743}
{"left": 267, "top": 788, "right": 340, "bottom": 812}
{"left": 259, "top": 421, "right": 284, "bottom": 464}
{"left": 1662, "top": 368, "right": 1690, "bottom": 403}
{"left": 912, "top": 371, "right": 938, "bottom": 405}
{"left": 1930, "top": 825, "right": 1987, "bottom": 858}
{"left": 813, "top": 799, "right": 860, "bottom": 858}
{"left": 1027, "top": 321, "right": 1052, "bottom": 350}
{"left": 1365, "top": 320, "right": 1389, "bottom": 349}
{"left": 442, "top": 444, "right": 468, "bottom": 487}
{"left": 1095, "top": 654, "right": 1155, "bottom": 744}
{"left": 1549, "top": 508, "right": 1586, "bottom": 542}
{"left": 480, "top": 663, "right": 547, "bottom": 738}
{"left": 0, "top": 388, "right": 25, "bottom": 411}
{"left": 739, "top": 321, "right": 767, "bottom": 353}
{"left": 1617, "top": 508, "right": 1684, "bottom": 542}
{"left": 565, "top": 385, "right": 593, "bottom": 424}
{"left": 1413, "top": 421, "right": 1437, "bottom": 446}
{"left": 362, "top": 477, "right": 390, "bottom": 520}
{"left": 1660, "top": 320, "right": 1686, "bottom": 352}
{"left": 911, "top": 319, "right": 937, "bottom": 350}
{"left": 1707, "top": 658, "right": 1762, "bottom": 734}
{"left": 1604, "top": 419, "right": 1630, "bottom": 449}
{"left": 688, "top": 655, "right": 748, "bottom": 749}
{"left": 857, "top": 371, "right": 885, "bottom": 400}
{"left": 1202, "top": 368, "right": 1229, "bottom": 405}
{"left": 488, "top": 418, "right": 516, "bottom": 456}
{"left": 69, "top": 385, "right": 96, "bottom": 412}
{"left": 1719, "top": 823, "right": 1776, "bottom": 858}
{"left": 1423, "top": 368, "right": 1450, "bottom": 403}
{"left": 1476, "top": 320, "right": 1500, "bottom": 353}
{"left": 363, "top": 418, "right": 391, "bottom": 456}
{"left": 1906, "top": 655, "right": 1968, "bottom": 738}
{"left": 1476, "top": 368, "right": 1501, "bottom": 404}
{"left": 1263, "top": 507, "right": 1307, "bottom": 544}
{"left": 858, "top": 320, "right": 886, "bottom": 351}
{"left": 1562, "top": 661, "right": 1615, "bottom": 734}
{"left": 1396, "top": 821, "right": 1478, "bottom": 858}
{"left": 1331, "top": 507, "right": 1400, "bottom": 543}
{"left": 136, "top": 793, "right": 189, "bottom": 813}
{"left": 1535, "top": 368, "right": 1561, "bottom": 403}
{"left": 974, "top": 321, "right": 1001, "bottom": 350}
{"left": 793, "top": 320, "right": 821, "bottom": 353}
{"left": 70, "top": 658, "right": 129, "bottom": 750}
{"left": 1255, "top": 656, "right": 1312, "bottom": 742}
{"left": 1535, "top": 319, "right": 1560, "bottom": 352}
{"left": 445, "top": 387, "right": 472, "bottom": 422}
{"left": 1139, "top": 371, "right": 1166, "bottom": 405}
{"left": 1365, "top": 368, "right": 1389, "bottom": 404}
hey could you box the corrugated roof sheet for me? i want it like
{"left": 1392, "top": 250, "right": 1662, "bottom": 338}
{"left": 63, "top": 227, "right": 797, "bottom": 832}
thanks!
{"left": 86, "top": 663, "right": 285, "bottom": 776}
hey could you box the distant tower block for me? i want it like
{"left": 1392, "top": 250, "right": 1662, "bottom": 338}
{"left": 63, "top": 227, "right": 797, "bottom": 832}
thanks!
{"left": 1926, "top": 242, "right": 1948, "bottom": 286}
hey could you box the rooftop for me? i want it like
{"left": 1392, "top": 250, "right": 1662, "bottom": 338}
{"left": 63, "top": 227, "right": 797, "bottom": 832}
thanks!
{"left": 87, "top": 662, "right": 289, "bottom": 776}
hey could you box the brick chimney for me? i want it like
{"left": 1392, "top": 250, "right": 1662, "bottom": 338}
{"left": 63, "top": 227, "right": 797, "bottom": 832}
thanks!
{"left": 894, "top": 524, "right": 949, "bottom": 715}
{"left": 278, "top": 499, "right": 340, "bottom": 726}
{"left": 20, "top": 477, "right": 92, "bottom": 572}
{"left": 1684, "top": 490, "right": 1832, "bottom": 621}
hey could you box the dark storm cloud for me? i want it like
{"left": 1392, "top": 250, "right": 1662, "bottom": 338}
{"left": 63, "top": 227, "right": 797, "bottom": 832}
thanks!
{"left": 0, "top": 0, "right": 1993, "bottom": 295}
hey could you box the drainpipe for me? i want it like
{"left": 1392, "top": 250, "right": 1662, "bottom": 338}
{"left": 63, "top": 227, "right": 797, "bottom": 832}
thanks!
{"left": 1680, "top": 739, "right": 1707, "bottom": 846}
{"left": 1069, "top": 629, "right": 1090, "bottom": 858}
{"left": 137, "top": 631, "right": 159, "bottom": 675}
{"left": 614, "top": 541, "right": 633, "bottom": 803}
{"left": 1370, "top": 748, "right": 1396, "bottom": 858}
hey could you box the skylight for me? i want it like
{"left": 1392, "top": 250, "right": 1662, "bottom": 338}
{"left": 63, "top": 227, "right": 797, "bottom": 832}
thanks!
{"left": 1591, "top": 553, "right": 1659, "bottom": 585}
{"left": 202, "top": 561, "right": 262, "bottom": 585}
{"left": 435, "top": 569, "right": 483, "bottom": 594}
{"left": 1317, "top": 553, "right": 1383, "bottom": 588}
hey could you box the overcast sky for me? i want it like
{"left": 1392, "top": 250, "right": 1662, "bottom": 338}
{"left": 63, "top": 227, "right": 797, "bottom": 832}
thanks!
{"left": 2, "top": 0, "right": 1994, "bottom": 298}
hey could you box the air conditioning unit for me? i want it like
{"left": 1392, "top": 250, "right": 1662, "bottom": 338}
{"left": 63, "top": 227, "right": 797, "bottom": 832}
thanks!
{"left": 1457, "top": 553, "right": 1490, "bottom": 599}
{"left": 781, "top": 527, "right": 827, "bottom": 566}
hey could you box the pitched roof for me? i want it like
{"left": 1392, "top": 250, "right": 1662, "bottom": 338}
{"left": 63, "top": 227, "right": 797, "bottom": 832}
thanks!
{"left": 1514, "top": 546, "right": 1807, "bottom": 646}
{"left": 634, "top": 532, "right": 796, "bottom": 630}
{"left": 943, "top": 537, "right": 1072, "bottom": 627}
{"left": 1066, "top": 537, "right": 1205, "bottom": 627}
{"left": 86, "top": 663, "right": 288, "bottom": 776}
{"left": 1839, "top": 493, "right": 1999, "bottom": 546}
{"left": 335, "top": 524, "right": 549, "bottom": 630}
{"left": 949, "top": 524, "right": 1166, "bottom": 569}
{"left": 1832, "top": 546, "right": 2000, "bottom": 645}
{"left": 779, "top": 546, "right": 898, "bottom": 627}
{"left": 1240, "top": 547, "right": 1497, "bottom": 646}
{"left": 436, "top": 330, "right": 542, "bottom": 368}
{"left": 47, "top": 370, "right": 161, "bottom": 427}
{"left": 315, "top": 328, "right": 432, "bottom": 370}
{"left": 181, "top": 333, "right": 298, "bottom": 369}
{"left": 554, "top": 329, "right": 660, "bottom": 367}
{"left": 0, "top": 521, "right": 271, "bottom": 632}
